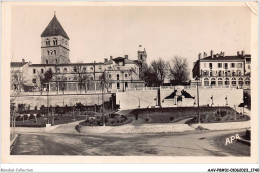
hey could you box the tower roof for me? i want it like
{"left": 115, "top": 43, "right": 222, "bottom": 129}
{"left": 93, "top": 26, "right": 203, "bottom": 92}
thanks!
{"left": 41, "top": 14, "right": 70, "bottom": 40}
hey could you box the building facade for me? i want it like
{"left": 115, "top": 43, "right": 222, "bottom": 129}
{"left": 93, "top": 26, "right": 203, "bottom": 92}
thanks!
{"left": 10, "top": 14, "right": 145, "bottom": 94}
{"left": 192, "top": 50, "right": 251, "bottom": 89}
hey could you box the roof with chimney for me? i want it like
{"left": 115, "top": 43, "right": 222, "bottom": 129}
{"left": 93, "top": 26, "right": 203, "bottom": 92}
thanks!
{"left": 199, "top": 54, "right": 250, "bottom": 62}
{"left": 11, "top": 61, "right": 28, "bottom": 67}
{"left": 112, "top": 57, "right": 136, "bottom": 64}
{"left": 41, "top": 14, "right": 70, "bottom": 40}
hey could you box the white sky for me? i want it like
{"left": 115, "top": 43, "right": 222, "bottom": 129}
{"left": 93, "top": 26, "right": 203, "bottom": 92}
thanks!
{"left": 11, "top": 5, "right": 251, "bottom": 70}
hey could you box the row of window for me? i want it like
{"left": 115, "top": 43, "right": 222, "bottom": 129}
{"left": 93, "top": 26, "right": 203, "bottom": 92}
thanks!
{"left": 204, "top": 62, "right": 243, "bottom": 69}
{"left": 32, "top": 76, "right": 95, "bottom": 83}
{"left": 204, "top": 77, "right": 250, "bottom": 81}
{"left": 32, "top": 67, "right": 134, "bottom": 80}
{"left": 201, "top": 70, "right": 243, "bottom": 77}
{"left": 117, "top": 82, "right": 128, "bottom": 89}
{"left": 45, "top": 59, "right": 59, "bottom": 64}
{"left": 204, "top": 80, "right": 250, "bottom": 86}
{"left": 45, "top": 38, "right": 68, "bottom": 46}
{"left": 31, "top": 78, "right": 128, "bottom": 90}
{"left": 33, "top": 69, "right": 44, "bottom": 74}
{"left": 116, "top": 74, "right": 129, "bottom": 80}
{"left": 33, "top": 66, "right": 134, "bottom": 74}
{"left": 203, "top": 77, "right": 250, "bottom": 86}
{"left": 47, "top": 50, "right": 57, "bottom": 56}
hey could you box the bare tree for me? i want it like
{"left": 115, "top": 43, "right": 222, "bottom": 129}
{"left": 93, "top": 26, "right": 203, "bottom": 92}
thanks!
{"left": 10, "top": 66, "right": 30, "bottom": 93}
{"left": 169, "top": 56, "right": 190, "bottom": 85}
{"left": 149, "top": 58, "right": 169, "bottom": 87}
{"left": 35, "top": 71, "right": 45, "bottom": 93}
{"left": 72, "top": 63, "right": 90, "bottom": 93}
{"left": 142, "top": 66, "right": 157, "bottom": 87}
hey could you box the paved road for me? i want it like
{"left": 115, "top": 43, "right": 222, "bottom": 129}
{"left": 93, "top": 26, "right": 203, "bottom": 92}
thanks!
{"left": 11, "top": 129, "right": 250, "bottom": 156}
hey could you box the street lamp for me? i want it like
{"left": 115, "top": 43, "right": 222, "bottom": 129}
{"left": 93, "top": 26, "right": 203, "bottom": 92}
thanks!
{"left": 101, "top": 71, "right": 106, "bottom": 126}
{"left": 225, "top": 95, "right": 228, "bottom": 106}
{"left": 211, "top": 95, "right": 214, "bottom": 106}
{"left": 46, "top": 85, "right": 50, "bottom": 124}
{"left": 195, "top": 77, "right": 200, "bottom": 124}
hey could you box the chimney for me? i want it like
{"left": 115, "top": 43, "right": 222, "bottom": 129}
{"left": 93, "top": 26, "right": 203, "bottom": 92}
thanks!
{"left": 237, "top": 51, "right": 240, "bottom": 56}
{"left": 203, "top": 52, "right": 207, "bottom": 58}
{"left": 210, "top": 50, "right": 214, "bottom": 58}
{"left": 110, "top": 56, "right": 113, "bottom": 60}
{"left": 198, "top": 53, "right": 201, "bottom": 60}
{"left": 22, "top": 58, "right": 25, "bottom": 64}
{"left": 124, "top": 55, "right": 128, "bottom": 59}
{"left": 222, "top": 52, "right": 225, "bottom": 57}
{"left": 241, "top": 51, "right": 245, "bottom": 56}
{"left": 104, "top": 58, "right": 108, "bottom": 63}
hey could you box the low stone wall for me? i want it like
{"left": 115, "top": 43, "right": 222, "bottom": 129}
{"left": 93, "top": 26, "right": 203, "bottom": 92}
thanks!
{"left": 191, "top": 120, "right": 250, "bottom": 130}
{"left": 11, "top": 93, "right": 112, "bottom": 108}
{"left": 117, "top": 88, "right": 243, "bottom": 109}
{"left": 79, "top": 120, "right": 250, "bottom": 134}
{"left": 79, "top": 124, "right": 195, "bottom": 134}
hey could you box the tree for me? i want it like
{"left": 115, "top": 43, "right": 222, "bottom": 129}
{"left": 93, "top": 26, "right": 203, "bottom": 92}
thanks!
{"left": 10, "top": 69, "right": 23, "bottom": 93}
{"left": 244, "top": 92, "right": 251, "bottom": 109}
{"left": 147, "top": 58, "right": 169, "bottom": 87}
{"left": 169, "top": 56, "right": 190, "bottom": 85}
{"left": 72, "top": 63, "right": 90, "bottom": 93}
{"left": 100, "top": 71, "right": 111, "bottom": 92}
{"left": 143, "top": 66, "right": 157, "bottom": 87}
{"left": 40, "top": 105, "right": 46, "bottom": 114}
{"left": 41, "top": 68, "right": 53, "bottom": 91}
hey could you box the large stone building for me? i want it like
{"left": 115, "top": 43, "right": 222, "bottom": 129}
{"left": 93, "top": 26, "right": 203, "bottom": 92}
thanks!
{"left": 11, "top": 14, "right": 145, "bottom": 94}
{"left": 192, "top": 50, "right": 251, "bottom": 89}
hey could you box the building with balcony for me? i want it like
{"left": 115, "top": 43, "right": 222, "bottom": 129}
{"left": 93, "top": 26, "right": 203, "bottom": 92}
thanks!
{"left": 192, "top": 50, "right": 251, "bottom": 89}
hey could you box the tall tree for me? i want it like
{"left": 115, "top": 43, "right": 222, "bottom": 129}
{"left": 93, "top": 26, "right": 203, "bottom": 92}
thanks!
{"left": 42, "top": 68, "right": 53, "bottom": 90}
{"left": 143, "top": 66, "right": 157, "bottom": 87}
{"left": 149, "top": 58, "right": 169, "bottom": 87}
{"left": 169, "top": 56, "right": 190, "bottom": 85}
{"left": 72, "top": 63, "right": 90, "bottom": 93}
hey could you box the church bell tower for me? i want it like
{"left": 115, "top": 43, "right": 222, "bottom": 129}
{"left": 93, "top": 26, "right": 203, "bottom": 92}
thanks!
{"left": 137, "top": 45, "right": 147, "bottom": 64}
{"left": 41, "top": 13, "right": 70, "bottom": 64}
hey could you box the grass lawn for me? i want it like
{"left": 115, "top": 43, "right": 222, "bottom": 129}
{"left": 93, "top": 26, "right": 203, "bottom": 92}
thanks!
{"left": 12, "top": 114, "right": 87, "bottom": 127}
{"left": 79, "top": 115, "right": 133, "bottom": 126}
{"left": 128, "top": 106, "right": 250, "bottom": 124}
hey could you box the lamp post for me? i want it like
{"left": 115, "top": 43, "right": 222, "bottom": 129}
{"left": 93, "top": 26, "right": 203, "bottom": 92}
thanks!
{"left": 46, "top": 85, "right": 50, "bottom": 124}
{"left": 195, "top": 77, "right": 200, "bottom": 124}
{"left": 10, "top": 102, "right": 16, "bottom": 139}
{"left": 211, "top": 95, "right": 214, "bottom": 106}
{"left": 225, "top": 95, "right": 228, "bottom": 106}
{"left": 101, "top": 71, "right": 106, "bottom": 126}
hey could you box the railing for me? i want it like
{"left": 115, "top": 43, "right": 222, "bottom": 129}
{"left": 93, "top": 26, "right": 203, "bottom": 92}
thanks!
{"left": 11, "top": 84, "right": 251, "bottom": 96}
